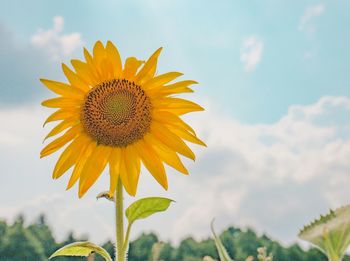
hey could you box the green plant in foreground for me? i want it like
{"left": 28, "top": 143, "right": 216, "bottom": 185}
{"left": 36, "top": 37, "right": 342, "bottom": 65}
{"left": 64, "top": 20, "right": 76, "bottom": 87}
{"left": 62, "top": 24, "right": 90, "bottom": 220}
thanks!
{"left": 205, "top": 220, "right": 273, "bottom": 261}
{"left": 298, "top": 204, "right": 350, "bottom": 261}
{"left": 50, "top": 196, "right": 173, "bottom": 260}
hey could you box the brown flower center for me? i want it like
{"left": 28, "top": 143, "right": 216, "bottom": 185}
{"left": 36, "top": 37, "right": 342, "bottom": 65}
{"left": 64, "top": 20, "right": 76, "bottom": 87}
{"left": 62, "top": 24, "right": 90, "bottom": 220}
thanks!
{"left": 81, "top": 79, "right": 152, "bottom": 147}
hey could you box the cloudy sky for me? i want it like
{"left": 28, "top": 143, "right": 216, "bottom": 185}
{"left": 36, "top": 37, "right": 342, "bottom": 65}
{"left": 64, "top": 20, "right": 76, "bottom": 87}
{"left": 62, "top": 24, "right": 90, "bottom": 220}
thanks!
{"left": 1, "top": 0, "right": 350, "bottom": 246}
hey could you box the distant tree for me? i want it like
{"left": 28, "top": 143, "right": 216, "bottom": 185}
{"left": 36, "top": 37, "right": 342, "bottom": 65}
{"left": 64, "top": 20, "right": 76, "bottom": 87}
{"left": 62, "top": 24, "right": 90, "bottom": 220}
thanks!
{"left": 158, "top": 242, "right": 176, "bottom": 261}
{"left": 1, "top": 214, "right": 349, "bottom": 261}
{"left": 0, "top": 217, "right": 46, "bottom": 261}
{"left": 175, "top": 237, "right": 201, "bottom": 260}
{"left": 128, "top": 233, "right": 158, "bottom": 261}
{"left": 230, "top": 228, "right": 261, "bottom": 260}
{"left": 286, "top": 244, "right": 307, "bottom": 261}
{"left": 0, "top": 220, "right": 7, "bottom": 255}
{"left": 0, "top": 220, "right": 7, "bottom": 243}
{"left": 27, "top": 214, "right": 57, "bottom": 257}
{"left": 220, "top": 226, "right": 240, "bottom": 258}
{"left": 305, "top": 248, "right": 328, "bottom": 261}
{"left": 197, "top": 238, "right": 217, "bottom": 259}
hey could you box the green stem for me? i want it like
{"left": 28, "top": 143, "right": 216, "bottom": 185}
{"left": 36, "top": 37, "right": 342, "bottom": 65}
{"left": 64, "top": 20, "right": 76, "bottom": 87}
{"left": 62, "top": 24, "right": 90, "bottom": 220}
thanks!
{"left": 326, "top": 246, "right": 341, "bottom": 261}
{"left": 122, "top": 223, "right": 132, "bottom": 254}
{"left": 328, "top": 256, "right": 340, "bottom": 261}
{"left": 327, "top": 252, "right": 341, "bottom": 261}
{"left": 115, "top": 179, "right": 125, "bottom": 261}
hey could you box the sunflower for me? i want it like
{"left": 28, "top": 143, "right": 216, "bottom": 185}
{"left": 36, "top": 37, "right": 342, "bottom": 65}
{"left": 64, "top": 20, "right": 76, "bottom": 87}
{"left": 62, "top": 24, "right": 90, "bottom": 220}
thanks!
{"left": 41, "top": 41, "right": 205, "bottom": 197}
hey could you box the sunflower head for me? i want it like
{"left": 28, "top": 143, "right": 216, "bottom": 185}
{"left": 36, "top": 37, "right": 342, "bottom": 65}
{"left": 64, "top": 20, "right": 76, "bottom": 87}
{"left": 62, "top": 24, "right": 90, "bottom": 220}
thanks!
{"left": 81, "top": 78, "right": 152, "bottom": 147}
{"left": 41, "top": 41, "right": 205, "bottom": 197}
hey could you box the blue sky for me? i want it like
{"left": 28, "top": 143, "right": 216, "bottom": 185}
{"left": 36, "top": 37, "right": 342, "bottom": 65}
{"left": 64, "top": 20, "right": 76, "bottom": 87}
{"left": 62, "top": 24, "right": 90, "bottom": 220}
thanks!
{"left": 1, "top": 0, "right": 350, "bottom": 246}
{"left": 2, "top": 0, "right": 350, "bottom": 122}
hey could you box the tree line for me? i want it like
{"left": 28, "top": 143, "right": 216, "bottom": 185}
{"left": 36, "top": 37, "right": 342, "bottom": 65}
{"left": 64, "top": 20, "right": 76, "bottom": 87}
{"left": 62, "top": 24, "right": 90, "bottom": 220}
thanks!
{"left": 0, "top": 215, "right": 348, "bottom": 261}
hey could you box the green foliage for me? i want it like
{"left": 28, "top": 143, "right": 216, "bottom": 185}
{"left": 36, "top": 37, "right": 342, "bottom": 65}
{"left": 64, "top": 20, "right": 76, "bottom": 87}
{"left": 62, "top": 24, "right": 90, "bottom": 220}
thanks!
{"left": 128, "top": 233, "right": 158, "bottom": 261}
{"left": 0, "top": 219, "right": 7, "bottom": 245}
{"left": 158, "top": 242, "right": 177, "bottom": 260}
{"left": 0, "top": 214, "right": 348, "bottom": 261}
{"left": 299, "top": 204, "right": 350, "bottom": 261}
{"left": 27, "top": 214, "right": 56, "bottom": 257}
{"left": 256, "top": 247, "right": 273, "bottom": 261}
{"left": 211, "top": 220, "right": 233, "bottom": 261}
{"left": 123, "top": 197, "right": 174, "bottom": 256}
{"left": 49, "top": 241, "right": 112, "bottom": 261}
{"left": 0, "top": 216, "right": 46, "bottom": 261}
{"left": 126, "top": 197, "right": 174, "bottom": 224}
{"left": 151, "top": 242, "right": 164, "bottom": 261}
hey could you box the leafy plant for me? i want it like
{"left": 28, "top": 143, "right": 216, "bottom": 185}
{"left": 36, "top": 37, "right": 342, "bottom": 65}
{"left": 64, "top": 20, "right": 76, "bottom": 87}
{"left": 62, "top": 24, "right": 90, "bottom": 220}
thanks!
{"left": 208, "top": 220, "right": 274, "bottom": 261}
{"left": 299, "top": 204, "right": 350, "bottom": 261}
{"left": 210, "top": 220, "right": 233, "bottom": 261}
{"left": 49, "top": 242, "right": 112, "bottom": 260}
{"left": 49, "top": 197, "right": 173, "bottom": 260}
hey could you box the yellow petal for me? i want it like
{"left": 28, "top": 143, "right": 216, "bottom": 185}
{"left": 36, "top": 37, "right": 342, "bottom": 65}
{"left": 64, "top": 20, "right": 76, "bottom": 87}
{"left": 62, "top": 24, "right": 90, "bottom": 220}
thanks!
{"left": 66, "top": 141, "right": 96, "bottom": 190}
{"left": 143, "top": 72, "right": 183, "bottom": 90}
{"left": 62, "top": 63, "right": 90, "bottom": 92}
{"left": 123, "top": 145, "right": 141, "bottom": 196}
{"left": 165, "top": 80, "right": 197, "bottom": 90}
{"left": 83, "top": 48, "right": 99, "bottom": 76}
{"left": 84, "top": 47, "right": 93, "bottom": 63}
{"left": 153, "top": 80, "right": 197, "bottom": 97}
{"left": 108, "top": 148, "right": 121, "bottom": 196}
{"left": 135, "top": 47, "right": 162, "bottom": 84}
{"left": 92, "top": 41, "right": 108, "bottom": 79}
{"left": 52, "top": 135, "right": 90, "bottom": 179}
{"left": 106, "top": 41, "right": 122, "bottom": 78}
{"left": 71, "top": 59, "right": 98, "bottom": 86}
{"left": 93, "top": 41, "right": 106, "bottom": 63}
{"left": 40, "top": 79, "right": 85, "bottom": 98}
{"left": 144, "top": 134, "right": 188, "bottom": 175}
{"left": 154, "top": 112, "right": 202, "bottom": 143}
{"left": 134, "top": 139, "right": 168, "bottom": 190}
{"left": 153, "top": 111, "right": 195, "bottom": 135}
{"left": 154, "top": 97, "right": 204, "bottom": 115}
{"left": 43, "top": 108, "right": 80, "bottom": 126}
{"left": 141, "top": 61, "right": 157, "bottom": 85}
{"left": 123, "top": 57, "right": 144, "bottom": 80}
{"left": 118, "top": 148, "right": 133, "bottom": 195}
{"left": 41, "top": 97, "right": 82, "bottom": 109}
{"left": 100, "top": 57, "right": 113, "bottom": 80}
{"left": 79, "top": 145, "right": 112, "bottom": 197}
{"left": 170, "top": 127, "right": 206, "bottom": 147}
{"left": 151, "top": 122, "right": 195, "bottom": 160}
{"left": 44, "top": 119, "right": 79, "bottom": 141}
{"left": 41, "top": 125, "right": 81, "bottom": 158}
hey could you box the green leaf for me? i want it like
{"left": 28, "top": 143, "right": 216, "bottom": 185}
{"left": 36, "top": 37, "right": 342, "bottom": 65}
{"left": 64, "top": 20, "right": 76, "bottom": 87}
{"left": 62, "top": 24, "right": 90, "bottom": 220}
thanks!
{"left": 49, "top": 241, "right": 112, "bottom": 261}
{"left": 211, "top": 220, "right": 234, "bottom": 261}
{"left": 298, "top": 204, "right": 350, "bottom": 261}
{"left": 126, "top": 197, "right": 174, "bottom": 224}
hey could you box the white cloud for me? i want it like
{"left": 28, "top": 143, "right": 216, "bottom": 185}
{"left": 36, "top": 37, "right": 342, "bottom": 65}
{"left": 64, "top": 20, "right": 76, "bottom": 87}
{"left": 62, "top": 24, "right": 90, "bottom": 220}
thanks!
{"left": 240, "top": 36, "right": 264, "bottom": 72}
{"left": 0, "top": 23, "right": 55, "bottom": 105}
{"left": 173, "top": 96, "right": 350, "bottom": 243}
{"left": 1, "top": 96, "right": 350, "bottom": 245}
{"left": 31, "top": 16, "right": 83, "bottom": 60}
{"left": 299, "top": 3, "right": 325, "bottom": 35}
